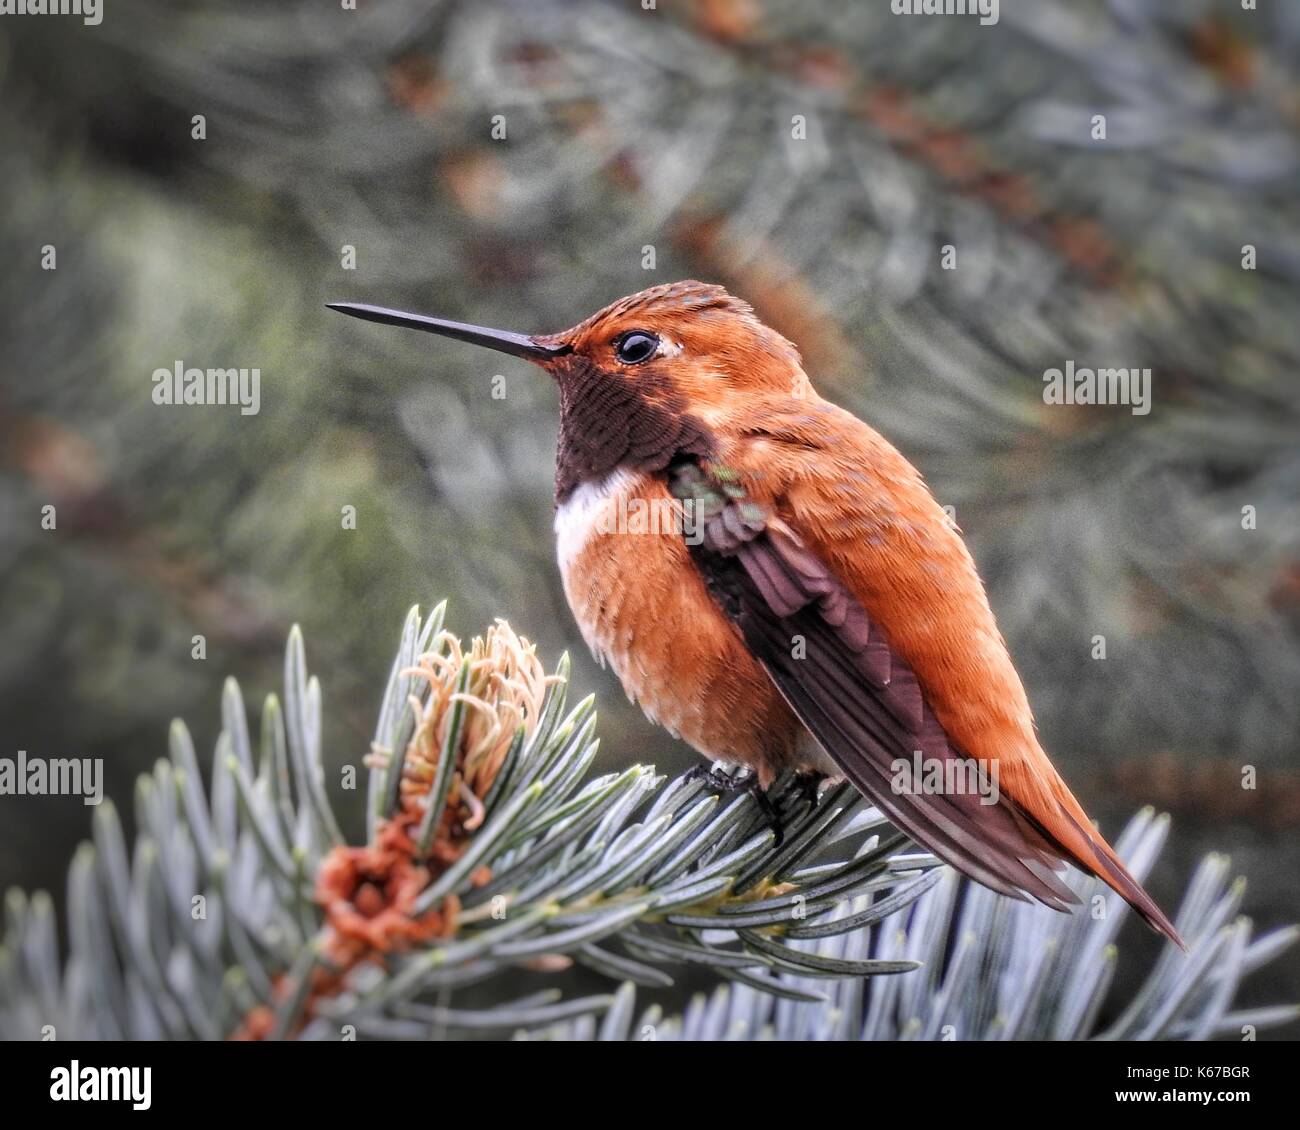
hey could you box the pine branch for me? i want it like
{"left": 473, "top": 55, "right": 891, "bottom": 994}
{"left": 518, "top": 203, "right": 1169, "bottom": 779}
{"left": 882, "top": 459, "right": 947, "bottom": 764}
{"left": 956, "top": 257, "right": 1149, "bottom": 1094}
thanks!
{"left": 527, "top": 813, "right": 1300, "bottom": 1042}
{"left": 0, "top": 604, "right": 1294, "bottom": 1041}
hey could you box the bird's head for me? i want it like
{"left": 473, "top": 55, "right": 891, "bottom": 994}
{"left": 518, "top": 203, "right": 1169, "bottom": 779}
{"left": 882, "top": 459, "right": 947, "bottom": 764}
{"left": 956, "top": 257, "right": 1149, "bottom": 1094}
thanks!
{"left": 328, "top": 280, "right": 812, "bottom": 418}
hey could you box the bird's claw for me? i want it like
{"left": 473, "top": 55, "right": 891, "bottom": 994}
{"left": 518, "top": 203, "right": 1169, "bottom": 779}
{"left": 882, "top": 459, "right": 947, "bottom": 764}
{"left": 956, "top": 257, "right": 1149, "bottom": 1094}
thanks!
{"left": 687, "top": 765, "right": 786, "bottom": 848}
{"left": 686, "top": 764, "right": 749, "bottom": 792}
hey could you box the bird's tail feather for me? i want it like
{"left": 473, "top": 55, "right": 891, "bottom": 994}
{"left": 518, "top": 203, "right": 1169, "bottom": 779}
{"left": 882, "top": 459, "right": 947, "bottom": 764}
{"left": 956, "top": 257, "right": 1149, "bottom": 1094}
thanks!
{"left": 1040, "top": 804, "right": 1186, "bottom": 950}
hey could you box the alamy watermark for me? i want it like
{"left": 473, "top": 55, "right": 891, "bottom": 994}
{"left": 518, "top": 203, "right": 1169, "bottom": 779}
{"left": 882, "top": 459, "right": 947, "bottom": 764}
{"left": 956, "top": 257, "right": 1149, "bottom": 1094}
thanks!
{"left": 152, "top": 361, "right": 260, "bottom": 416}
{"left": 891, "top": 0, "right": 998, "bottom": 27}
{"left": 50, "top": 1061, "right": 150, "bottom": 1111}
{"left": 0, "top": 0, "right": 101, "bottom": 25}
{"left": 891, "top": 750, "right": 1000, "bottom": 805}
{"left": 595, "top": 495, "right": 704, "bottom": 545}
{"left": 1043, "top": 361, "right": 1151, "bottom": 416}
{"left": 0, "top": 751, "right": 103, "bottom": 806}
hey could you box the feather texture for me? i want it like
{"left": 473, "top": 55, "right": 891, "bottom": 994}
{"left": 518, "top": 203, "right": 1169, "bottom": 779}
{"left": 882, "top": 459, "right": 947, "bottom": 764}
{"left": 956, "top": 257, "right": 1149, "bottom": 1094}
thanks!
{"left": 667, "top": 419, "right": 1183, "bottom": 945}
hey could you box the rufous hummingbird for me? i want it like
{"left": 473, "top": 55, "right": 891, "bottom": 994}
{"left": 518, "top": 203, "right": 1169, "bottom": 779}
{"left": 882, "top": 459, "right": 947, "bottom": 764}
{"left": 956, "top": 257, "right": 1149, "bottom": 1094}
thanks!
{"left": 328, "top": 280, "right": 1183, "bottom": 947}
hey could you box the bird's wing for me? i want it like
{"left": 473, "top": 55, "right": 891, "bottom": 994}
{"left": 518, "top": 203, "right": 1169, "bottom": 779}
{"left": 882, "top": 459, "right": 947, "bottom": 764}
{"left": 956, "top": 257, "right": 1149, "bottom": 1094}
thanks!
{"left": 669, "top": 459, "right": 1078, "bottom": 907}
{"left": 668, "top": 444, "right": 1181, "bottom": 943}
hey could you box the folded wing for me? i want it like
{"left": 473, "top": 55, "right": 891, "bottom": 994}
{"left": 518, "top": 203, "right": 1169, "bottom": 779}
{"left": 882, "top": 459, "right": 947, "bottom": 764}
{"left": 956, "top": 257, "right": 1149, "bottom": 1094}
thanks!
{"left": 669, "top": 458, "right": 1181, "bottom": 944}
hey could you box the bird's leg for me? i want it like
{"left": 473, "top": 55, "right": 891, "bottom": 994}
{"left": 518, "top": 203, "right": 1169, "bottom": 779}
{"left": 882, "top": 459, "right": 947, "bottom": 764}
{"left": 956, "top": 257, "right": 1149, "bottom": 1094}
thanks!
{"left": 746, "top": 781, "right": 784, "bottom": 848}
{"left": 686, "top": 764, "right": 785, "bottom": 846}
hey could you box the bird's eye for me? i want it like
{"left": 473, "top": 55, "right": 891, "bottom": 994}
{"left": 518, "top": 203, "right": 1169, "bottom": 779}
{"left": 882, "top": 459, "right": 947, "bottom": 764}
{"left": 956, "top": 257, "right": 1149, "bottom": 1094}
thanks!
{"left": 614, "top": 331, "right": 659, "bottom": 365}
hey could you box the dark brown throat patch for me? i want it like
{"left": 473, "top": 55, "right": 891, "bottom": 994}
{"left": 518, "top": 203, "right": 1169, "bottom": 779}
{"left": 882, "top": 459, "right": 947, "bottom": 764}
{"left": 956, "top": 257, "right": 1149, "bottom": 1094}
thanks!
{"left": 551, "top": 355, "right": 716, "bottom": 502}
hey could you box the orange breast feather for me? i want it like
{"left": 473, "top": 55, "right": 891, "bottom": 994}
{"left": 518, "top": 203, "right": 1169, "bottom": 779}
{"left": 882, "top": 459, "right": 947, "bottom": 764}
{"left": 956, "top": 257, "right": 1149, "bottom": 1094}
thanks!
{"left": 557, "top": 470, "right": 802, "bottom": 777}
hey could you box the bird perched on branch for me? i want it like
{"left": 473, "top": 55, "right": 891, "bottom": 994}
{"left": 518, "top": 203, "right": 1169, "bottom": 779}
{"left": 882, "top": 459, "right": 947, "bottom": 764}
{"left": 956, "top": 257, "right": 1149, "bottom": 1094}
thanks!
{"left": 329, "top": 280, "right": 1183, "bottom": 947}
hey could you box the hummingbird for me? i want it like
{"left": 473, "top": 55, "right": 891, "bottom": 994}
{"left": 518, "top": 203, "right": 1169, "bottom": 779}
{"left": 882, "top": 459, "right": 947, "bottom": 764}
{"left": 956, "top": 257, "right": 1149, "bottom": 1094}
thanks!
{"left": 328, "top": 280, "right": 1183, "bottom": 947}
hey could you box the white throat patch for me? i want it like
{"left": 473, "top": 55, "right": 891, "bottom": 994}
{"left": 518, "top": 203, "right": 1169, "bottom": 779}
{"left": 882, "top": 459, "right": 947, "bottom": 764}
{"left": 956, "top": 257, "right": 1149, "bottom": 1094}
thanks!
{"left": 553, "top": 468, "right": 641, "bottom": 574}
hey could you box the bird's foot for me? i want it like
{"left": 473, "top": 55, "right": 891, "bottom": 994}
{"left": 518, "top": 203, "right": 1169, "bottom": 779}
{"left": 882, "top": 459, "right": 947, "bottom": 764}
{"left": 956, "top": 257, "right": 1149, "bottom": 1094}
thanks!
{"left": 687, "top": 765, "right": 785, "bottom": 847}
{"left": 686, "top": 764, "right": 750, "bottom": 792}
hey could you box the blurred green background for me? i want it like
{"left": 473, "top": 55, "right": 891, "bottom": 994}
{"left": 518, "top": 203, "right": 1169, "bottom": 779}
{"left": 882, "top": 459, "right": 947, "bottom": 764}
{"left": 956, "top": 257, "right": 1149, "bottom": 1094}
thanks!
{"left": 1, "top": 0, "right": 1297, "bottom": 1030}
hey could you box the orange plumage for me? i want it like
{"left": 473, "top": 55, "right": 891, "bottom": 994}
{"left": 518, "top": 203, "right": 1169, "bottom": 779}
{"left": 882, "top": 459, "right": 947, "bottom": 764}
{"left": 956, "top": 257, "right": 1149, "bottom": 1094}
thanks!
{"left": 329, "top": 279, "right": 1184, "bottom": 947}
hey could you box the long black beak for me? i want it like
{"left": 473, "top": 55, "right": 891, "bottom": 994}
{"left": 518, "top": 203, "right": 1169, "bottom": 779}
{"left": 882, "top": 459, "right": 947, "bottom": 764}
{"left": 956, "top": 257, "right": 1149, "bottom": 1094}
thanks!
{"left": 327, "top": 302, "right": 569, "bottom": 362}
